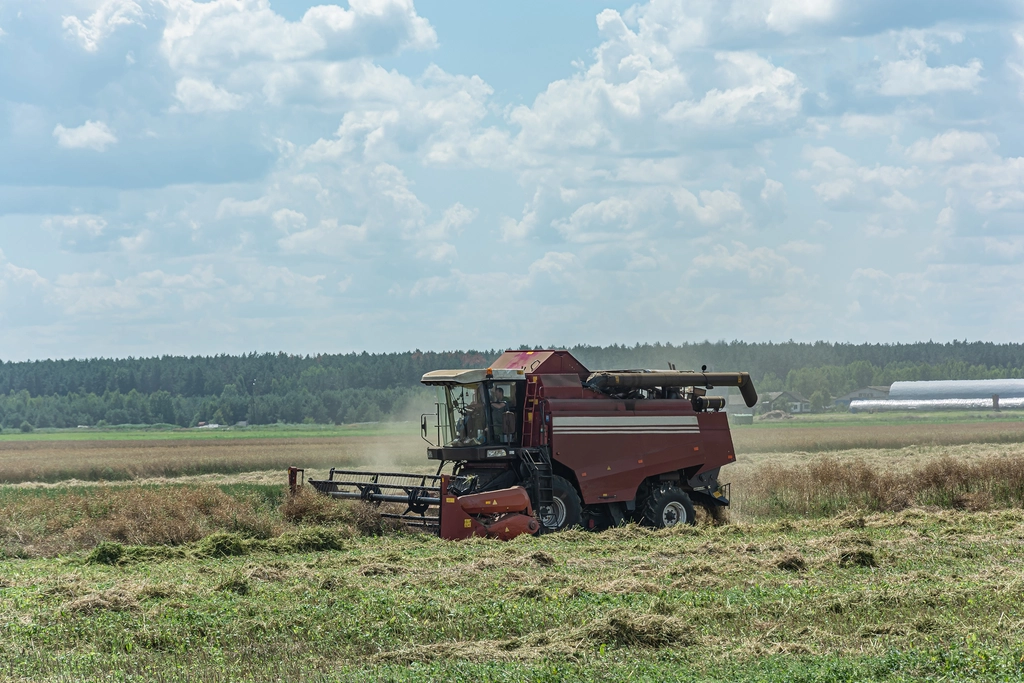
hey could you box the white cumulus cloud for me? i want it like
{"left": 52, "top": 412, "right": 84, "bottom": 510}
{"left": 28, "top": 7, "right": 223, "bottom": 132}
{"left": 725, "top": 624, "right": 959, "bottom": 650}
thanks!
{"left": 763, "top": 0, "right": 839, "bottom": 33}
{"left": 673, "top": 188, "right": 746, "bottom": 226}
{"left": 8, "top": 0, "right": 1024, "bottom": 353}
{"left": 840, "top": 113, "right": 902, "bottom": 136}
{"left": 500, "top": 211, "right": 537, "bottom": 243}
{"left": 52, "top": 120, "right": 118, "bottom": 151}
{"left": 663, "top": 52, "right": 805, "bottom": 127}
{"left": 278, "top": 219, "right": 367, "bottom": 257}
{"left": 272, "top": 209, "right": 307, "bottom": 232}
{"left": 799, "top": 146, "right": 920, "bottom": 210}
{"left": 944, "top": 156, "right": 1024, "bottom": 212}
{"left": 905, "top": 130, "right": 996, "bottom": 163}
{"left": 62, "top": 0, "right": 145, "bottom": 52}
{"left": 160, "top": 0, "right": 436, "bottom": 70}
{"left": 417, "top": 203, "right": 477, "bottom": 241}
{"left": 173, "top": 78, "right": 248, "bottom": 113}
{"left": 878, "top": 55, "right": 983, "bottom": 96}
{"left": 691, "top": 240, "right": 808, "bottom": 289}
{"left": 43, "top": 214, "right": 108, "bottom": 237}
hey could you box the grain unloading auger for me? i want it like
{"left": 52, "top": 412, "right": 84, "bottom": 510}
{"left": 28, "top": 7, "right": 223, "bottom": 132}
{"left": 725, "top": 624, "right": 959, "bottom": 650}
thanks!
{"left": 289, "top": 350, "right": 757, "bottom": 541}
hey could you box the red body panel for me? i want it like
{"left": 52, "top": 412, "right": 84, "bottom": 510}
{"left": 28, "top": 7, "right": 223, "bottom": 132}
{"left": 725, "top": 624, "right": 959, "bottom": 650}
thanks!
{"left": 439, "top": 475, "right": 488, "bottom": 540}
{"left": 547, "top": 398, "right": 734, "bottom": 505}
{"left": 438, "top": 476, "right": 539, "bottom": 540}
{"left": 482, "top": 514, "right": 540, "bottom": 540}
{"left": 490, "top": 350, "right": 589, "bottom": 380}
{"left": 458, "top": 486, "right": 533, "bottom": 515}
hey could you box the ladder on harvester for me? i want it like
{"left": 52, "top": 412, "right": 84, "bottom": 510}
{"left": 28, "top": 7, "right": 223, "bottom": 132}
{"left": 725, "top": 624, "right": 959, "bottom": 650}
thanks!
{"left": 520, "top": 448, "right": 555, "bottom": 532}
{"left": 521, "top": 375, "right": 540, "bottom": 447}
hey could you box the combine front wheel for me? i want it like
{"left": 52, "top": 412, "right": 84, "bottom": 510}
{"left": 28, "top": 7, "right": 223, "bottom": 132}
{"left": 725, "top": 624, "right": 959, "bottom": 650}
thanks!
{"left": 642, "top": 484, "right": 696, "bottom": 528}
{"left": 539, "top": 476, "right": 582, "bottom": 532}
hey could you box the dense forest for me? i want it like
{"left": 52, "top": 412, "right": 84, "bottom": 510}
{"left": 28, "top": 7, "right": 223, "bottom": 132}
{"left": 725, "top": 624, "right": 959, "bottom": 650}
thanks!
{"left": 1, "top": 341, "right": 1023, "bottom": 429}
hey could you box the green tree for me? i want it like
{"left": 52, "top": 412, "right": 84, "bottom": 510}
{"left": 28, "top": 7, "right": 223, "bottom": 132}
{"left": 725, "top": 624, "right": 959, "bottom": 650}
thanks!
{"left": 809, "top": 390, "right": 830, "bottom": 413}
{"left": 149, "top": 391, "right": 176, "bottom": 424}
{"left": 848, "top": 360, "right": 875, "bottom": 390}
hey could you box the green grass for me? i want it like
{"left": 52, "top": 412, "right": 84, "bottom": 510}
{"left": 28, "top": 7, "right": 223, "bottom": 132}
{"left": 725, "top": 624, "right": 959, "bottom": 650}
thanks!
{"left": 4, "top": 414, "right": 1024, "bottom": 680}
{"left": 2, "top": 509, "right": 1024, "bottom": 681}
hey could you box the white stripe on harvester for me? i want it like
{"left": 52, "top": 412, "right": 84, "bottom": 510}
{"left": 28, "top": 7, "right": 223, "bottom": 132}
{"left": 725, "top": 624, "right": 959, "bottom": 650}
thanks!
{"left": 556, "top": 432, "right": 700, "bottom": 436}
{"left": 553, "top": 416, "right": 698, "bottom": 427}
{"left": 552, "top": 415, "right": 700, "bottom": 435}
{"left": 557, "top": 430, "right": 700, "bottom": 436}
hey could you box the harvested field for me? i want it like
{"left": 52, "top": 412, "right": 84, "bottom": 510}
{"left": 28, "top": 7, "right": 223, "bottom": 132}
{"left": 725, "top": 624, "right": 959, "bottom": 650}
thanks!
{"left": 3, "top": 416, "right": 1024, "bottom": 681}
{"left": 0, "top": 434, "right": 424, "bottom": 484}
{"left": 730, "top": 453, "right": 1024, "bottom": 518}
{"left": 2, "top": 508, "right": 1023, "bottom": 681}
{"left": 0, "top": 484, "right": 284, "bottom": 557}
{"left": 5, "top": 450, "right": 1024, "bottom": 557}
{"left": 0, "top": 484, "right": 405, "bottom": 558}
{"left": 731, "top": 418, "right": 1024, "bottom": 453}
{"left": 6, "top": 418, "right": 1024, "bottom": 486}
{"left": 735, "top": 440, "right": 1024, "bottom": 471}
{"left": 729, "top": 442, "right": 1024, "bottom": 517}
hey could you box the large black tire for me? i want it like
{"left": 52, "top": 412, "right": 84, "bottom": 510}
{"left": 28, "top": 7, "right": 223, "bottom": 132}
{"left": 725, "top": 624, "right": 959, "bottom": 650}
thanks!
{"left": 641, "top": 484, "right": 696, "bottom": 528}
{"left": 539, "top": 475, "right": 582, "bottom": 532}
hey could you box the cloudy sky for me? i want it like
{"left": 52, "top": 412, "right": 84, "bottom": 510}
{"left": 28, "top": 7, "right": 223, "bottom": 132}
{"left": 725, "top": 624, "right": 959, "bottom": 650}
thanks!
{"left": 1, "top": 0, "right": 1022, "bottom": 360}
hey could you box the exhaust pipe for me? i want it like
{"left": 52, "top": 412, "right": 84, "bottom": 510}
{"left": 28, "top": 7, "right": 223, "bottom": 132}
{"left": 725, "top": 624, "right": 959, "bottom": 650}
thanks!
{"left": 587, "top": 371, "right": 758, "bottom": 408}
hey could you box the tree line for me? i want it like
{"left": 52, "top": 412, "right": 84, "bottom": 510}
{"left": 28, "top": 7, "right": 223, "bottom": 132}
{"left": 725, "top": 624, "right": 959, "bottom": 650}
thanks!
{"left": 0, "top": 386, "right": 423, "bottom": 431}
{"left": 2, "top": 341, "right": 1023, "bottom": 429}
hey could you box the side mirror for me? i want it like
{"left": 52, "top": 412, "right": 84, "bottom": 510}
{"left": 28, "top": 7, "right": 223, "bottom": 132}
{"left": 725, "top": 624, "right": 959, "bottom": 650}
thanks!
{"left": 420, "top": 414, "right": 428, "bottom": 437}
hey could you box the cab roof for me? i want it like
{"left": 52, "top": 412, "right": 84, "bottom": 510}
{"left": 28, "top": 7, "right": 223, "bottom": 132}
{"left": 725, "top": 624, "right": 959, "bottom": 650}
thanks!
{"left": 420, "top": 350, "right": 590, "bottom": 385}
{"left": 421, "top": 368, "right": 526, "bottom": 385}
{"left": 490, "top": 349, "right": 590, "bottom": 380}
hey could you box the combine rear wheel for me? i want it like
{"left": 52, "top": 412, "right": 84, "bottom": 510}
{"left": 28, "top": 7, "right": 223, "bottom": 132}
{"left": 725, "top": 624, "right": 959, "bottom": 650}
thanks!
{"left": 642, "top": 484, "right": 696, "bottom": 528}
{"left": 539, "top": 476, "right": 582, "bottom": 532}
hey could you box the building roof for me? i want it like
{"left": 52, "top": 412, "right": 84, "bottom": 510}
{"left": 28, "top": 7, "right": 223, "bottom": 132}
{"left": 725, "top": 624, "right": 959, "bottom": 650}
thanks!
{"left": 763, "top": 391, "right": 809, "bottom": 403}
{"left": 889, "top": 379, "right": 1024, "bottom": 401}
{"left": 835, "top": 386, "right": 891, "bottom": 402}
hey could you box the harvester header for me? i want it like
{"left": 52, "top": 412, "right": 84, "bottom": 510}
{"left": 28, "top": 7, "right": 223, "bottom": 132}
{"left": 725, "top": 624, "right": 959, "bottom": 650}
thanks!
{"left": 291, "top": 349, "right": 756, "bottom": 541}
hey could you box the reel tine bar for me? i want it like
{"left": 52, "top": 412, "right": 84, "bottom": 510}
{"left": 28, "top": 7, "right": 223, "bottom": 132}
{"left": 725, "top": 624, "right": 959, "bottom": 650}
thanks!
{"left": 307, "top": 469, "right": 443, "bottom": 530}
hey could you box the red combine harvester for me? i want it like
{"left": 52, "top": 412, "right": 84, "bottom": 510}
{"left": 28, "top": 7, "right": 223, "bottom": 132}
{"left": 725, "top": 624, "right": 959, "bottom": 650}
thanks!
{"left": 288, "top": 350, "right": 757, "bottom": 540}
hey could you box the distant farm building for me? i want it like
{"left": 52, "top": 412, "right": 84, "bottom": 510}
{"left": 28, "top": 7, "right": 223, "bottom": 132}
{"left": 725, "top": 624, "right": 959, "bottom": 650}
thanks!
{"left": 762, "top": 391, "right": 811, "bottom": 414}
{"left": 726, "top": 391, "right": 750, "bottom": 414}
{"left": 850, "top": 379, "right": 1024, "bottom": 412}
{"left": 834, "top": 386, "right": 890, "bottom": 410}
{"left": 725, "top": 392, "right": 755, "bottom": 424}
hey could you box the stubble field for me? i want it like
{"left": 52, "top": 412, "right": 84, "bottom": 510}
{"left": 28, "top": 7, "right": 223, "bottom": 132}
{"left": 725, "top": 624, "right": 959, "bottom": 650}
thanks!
{"left": 2, "top": 416, "right": 1024, "bottom": 681}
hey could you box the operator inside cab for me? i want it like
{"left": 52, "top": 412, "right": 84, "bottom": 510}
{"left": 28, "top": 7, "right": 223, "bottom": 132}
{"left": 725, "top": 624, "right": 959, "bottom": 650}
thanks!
{"left": 464, "top": 385, "right": 486, "bottom": 443}
{"left": 489, "top": 386, "right": 514, "bottom": 444}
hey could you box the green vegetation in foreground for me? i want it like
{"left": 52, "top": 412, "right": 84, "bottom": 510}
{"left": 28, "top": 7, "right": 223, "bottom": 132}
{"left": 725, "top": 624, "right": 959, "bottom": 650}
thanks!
{"left": 0, "top": 421, "right": 414, "bottom": 442}
{"left": 2, "top": 509, "right": 1024, "bottom": 682}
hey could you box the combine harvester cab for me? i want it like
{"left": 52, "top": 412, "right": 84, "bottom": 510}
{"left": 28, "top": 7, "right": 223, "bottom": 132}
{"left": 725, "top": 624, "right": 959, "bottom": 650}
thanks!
{"left": 291, "top": 350, "right": 757, "bottom": 540}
